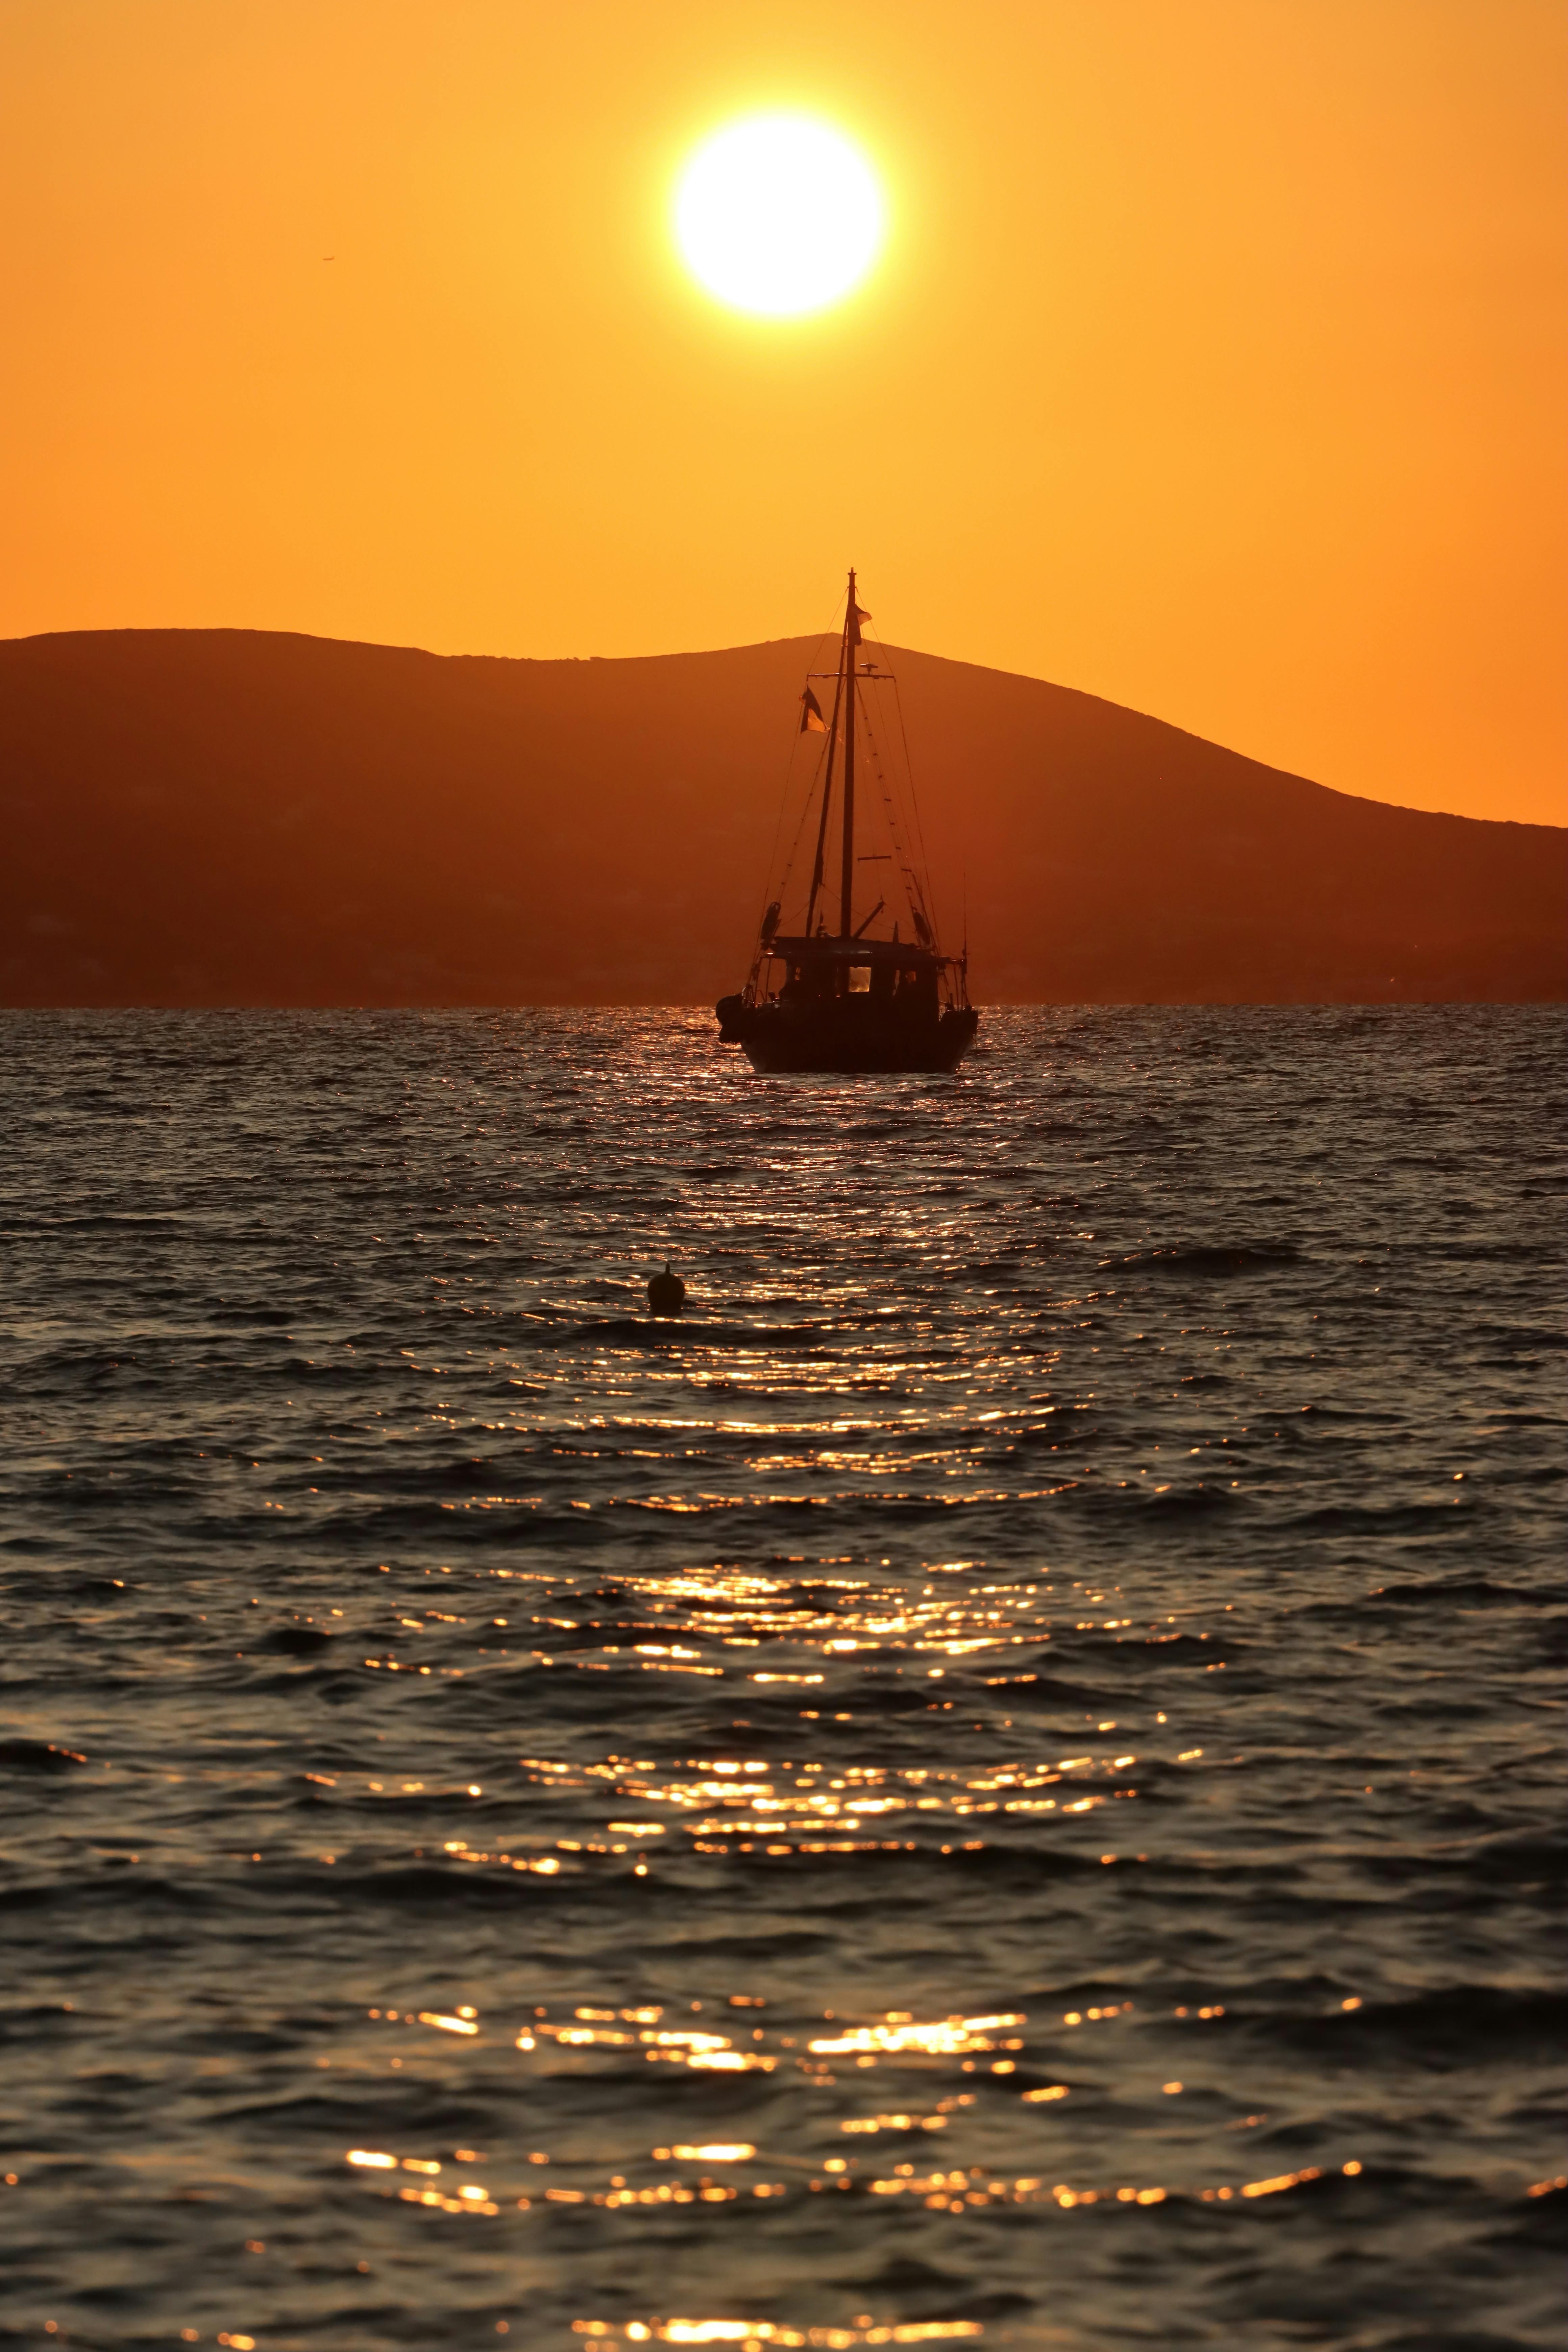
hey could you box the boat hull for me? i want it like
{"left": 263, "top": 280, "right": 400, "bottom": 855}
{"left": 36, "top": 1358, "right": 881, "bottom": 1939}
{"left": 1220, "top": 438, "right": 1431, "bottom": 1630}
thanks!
{"left": 722, "top": 1003, "right": 979, "bottom": 1075}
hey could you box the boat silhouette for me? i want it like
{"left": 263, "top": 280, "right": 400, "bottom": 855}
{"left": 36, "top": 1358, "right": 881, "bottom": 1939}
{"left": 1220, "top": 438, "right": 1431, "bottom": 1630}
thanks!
{"left": 716, "top": 571, "right": 980, "bottom": 1074}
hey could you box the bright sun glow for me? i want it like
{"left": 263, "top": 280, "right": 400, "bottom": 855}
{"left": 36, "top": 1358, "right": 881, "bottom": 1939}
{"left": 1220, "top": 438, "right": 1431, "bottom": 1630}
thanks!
{"left": 674, "top": 115, "right": 885, "bottom": 317}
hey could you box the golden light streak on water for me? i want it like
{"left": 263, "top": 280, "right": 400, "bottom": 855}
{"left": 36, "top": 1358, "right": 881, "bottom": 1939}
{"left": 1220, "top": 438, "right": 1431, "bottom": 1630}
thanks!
{"left": 7, "top": 1007, "right": 1559, "bottom": 2348}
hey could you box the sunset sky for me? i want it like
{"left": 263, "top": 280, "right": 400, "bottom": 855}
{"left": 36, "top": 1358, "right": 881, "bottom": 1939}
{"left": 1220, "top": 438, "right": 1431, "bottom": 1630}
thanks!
{"left": 3, "top": 0, "right": 1563, "bottom": 825}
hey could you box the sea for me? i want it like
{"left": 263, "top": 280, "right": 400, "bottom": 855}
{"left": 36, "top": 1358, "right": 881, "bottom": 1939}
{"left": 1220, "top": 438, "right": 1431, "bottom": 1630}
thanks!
{"left": 2, "top": 1006, "right": 1563, "bottom": 2352}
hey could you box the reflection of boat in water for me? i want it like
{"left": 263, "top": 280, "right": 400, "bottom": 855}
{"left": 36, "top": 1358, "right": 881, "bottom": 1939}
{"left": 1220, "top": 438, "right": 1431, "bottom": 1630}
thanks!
{"left": 716, "top": 571, "right": 979, "bottom": 1075}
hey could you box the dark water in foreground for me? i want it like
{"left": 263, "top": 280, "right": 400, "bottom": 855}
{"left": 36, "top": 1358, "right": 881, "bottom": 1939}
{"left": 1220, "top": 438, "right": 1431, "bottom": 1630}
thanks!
{"left": 2, "top": 1008, "right": 1563, "bottom": 2352}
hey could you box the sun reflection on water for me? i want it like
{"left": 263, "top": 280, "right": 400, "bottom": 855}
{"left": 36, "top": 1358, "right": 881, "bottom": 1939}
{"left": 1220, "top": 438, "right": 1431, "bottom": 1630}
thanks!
{"left": 183, "top": 1406, "right": 1359, "bottom": 2328}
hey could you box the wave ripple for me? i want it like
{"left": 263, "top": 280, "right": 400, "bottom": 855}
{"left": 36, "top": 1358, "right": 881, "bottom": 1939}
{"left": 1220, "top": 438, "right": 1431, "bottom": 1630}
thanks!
{"left": 0, "top": 1006, "right": 1562, "bottom": 2352}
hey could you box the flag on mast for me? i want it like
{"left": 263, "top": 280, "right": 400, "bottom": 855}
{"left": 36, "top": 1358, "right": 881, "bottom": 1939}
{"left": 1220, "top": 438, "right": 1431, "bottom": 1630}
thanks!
{"left": 800, "top": 686, "right": 828, "bottom": 734}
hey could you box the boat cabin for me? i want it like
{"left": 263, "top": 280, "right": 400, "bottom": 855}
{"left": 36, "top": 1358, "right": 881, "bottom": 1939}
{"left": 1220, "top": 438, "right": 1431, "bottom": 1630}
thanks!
{"left": 761, "top": 934, "right": 946, "bottom": 1012}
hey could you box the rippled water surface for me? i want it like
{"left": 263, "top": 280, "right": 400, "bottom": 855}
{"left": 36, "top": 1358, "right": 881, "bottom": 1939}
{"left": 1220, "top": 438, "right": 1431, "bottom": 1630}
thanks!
{"left": 2, "top": 1007, "right": 1564, "bottom": 2352}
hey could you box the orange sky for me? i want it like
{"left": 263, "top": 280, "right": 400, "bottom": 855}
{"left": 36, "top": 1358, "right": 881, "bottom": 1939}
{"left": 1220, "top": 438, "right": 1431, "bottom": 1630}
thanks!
{"left": 2, "top": 0, "right": 1563, "bottom": 825}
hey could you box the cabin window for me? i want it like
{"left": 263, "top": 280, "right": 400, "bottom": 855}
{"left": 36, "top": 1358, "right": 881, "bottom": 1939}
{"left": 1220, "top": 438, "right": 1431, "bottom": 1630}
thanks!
{"left": 847, "top": 965, "right": 871, "bottom": 993}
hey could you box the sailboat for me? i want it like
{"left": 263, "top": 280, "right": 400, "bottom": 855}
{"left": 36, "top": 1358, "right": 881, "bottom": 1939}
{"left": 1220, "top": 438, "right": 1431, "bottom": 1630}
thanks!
{"left": 715, "top": 572, "right": 980, "bottom": 1074}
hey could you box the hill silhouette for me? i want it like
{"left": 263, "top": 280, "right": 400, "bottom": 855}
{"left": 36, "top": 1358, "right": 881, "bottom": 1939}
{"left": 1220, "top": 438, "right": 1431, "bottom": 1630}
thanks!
{"left": 1, "top": 627, "right": 1562, "bottom": 1005}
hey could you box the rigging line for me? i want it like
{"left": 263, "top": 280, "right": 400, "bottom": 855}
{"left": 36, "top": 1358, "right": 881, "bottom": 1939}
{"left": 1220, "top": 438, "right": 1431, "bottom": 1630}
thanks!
{"left": 856, "top": 698, "right": 918, "bottom": 932}
{"left": 805, "top": 616, "right": 849, "bottom": 939}
{"left": 869, "top": 626, "right": 943, "bottom": 947}
{"left": 858, "top": 683, "right": 933, "bottom": 945}
{"left": 866, "top": 703, "right": 918, "bottom": 891}
{"left": 754, "top": 609, "right": 844, "bottom": 948}
{"left": 860, "top": 630, "right": 924, "bottom": 889}
{"left": 773, "top": 731, "right": 832, "bottom": 929}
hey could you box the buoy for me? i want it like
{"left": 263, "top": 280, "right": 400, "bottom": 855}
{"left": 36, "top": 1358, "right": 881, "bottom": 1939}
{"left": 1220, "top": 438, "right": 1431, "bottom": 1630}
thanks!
{"left": 647, "top": 1261, "right": 686, "bottom": 1318}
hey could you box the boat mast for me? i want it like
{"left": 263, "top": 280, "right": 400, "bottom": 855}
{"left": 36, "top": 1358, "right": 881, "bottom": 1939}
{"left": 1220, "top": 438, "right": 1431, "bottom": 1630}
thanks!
{"left": 803, "top": 640, "right": 847, "bottom": 939}
{"left": 839, "top": 569, "right": 859, "bottom": 938}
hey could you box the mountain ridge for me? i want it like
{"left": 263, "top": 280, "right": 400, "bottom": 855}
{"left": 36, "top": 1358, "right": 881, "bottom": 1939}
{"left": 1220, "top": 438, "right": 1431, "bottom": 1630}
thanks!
{"left": 2, "top": 626, "right": 1562, "bottom": 1005}
{"left": 20, "top": 621, "right": 1546, "bottom": 830}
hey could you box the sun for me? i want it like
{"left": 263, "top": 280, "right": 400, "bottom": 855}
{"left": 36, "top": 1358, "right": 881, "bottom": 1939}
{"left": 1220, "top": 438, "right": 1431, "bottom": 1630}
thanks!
{"left": 673, "top": 114, "right": 885, "bottom": 317}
